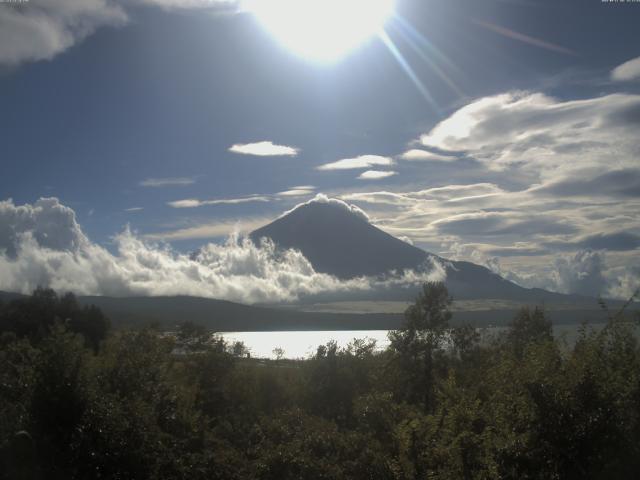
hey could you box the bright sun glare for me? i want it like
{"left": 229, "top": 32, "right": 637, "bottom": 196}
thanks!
{"left": 245, "top": 0, "right": 396, "bottom": 62}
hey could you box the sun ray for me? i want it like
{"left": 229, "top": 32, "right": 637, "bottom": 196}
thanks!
{"left": 379, "top": 30, "right": 440, "bottom": 112}
{"left": 390, "top": 18, "right": 465, "bottom": 98}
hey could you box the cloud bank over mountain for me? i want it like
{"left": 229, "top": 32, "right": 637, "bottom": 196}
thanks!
{"left": 337, "top": 89, "right": 640, "bottom": 300}
{"left": 0, "top": 198, "right": 444, "bottom": 303}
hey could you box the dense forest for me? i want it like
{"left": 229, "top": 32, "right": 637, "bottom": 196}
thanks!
{"left": 1, "top": 284, "right": 639, "bottom": 479}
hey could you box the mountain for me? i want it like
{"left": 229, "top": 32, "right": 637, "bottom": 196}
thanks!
{"left": 251, "top": 200, "right": 426, "bottom": 278}
{"left": 250, "top": 199, "right": 588, "bottom": 303}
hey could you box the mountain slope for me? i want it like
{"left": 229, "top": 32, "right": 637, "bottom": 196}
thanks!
{"left": 250, "top": 199, "right": 587, "bottom": 303}
{"left": 251, "top": 200, "right": 428, "bottom": 278}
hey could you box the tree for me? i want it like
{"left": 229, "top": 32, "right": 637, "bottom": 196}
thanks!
{"left": 231, "top": 341, "right": 249, "bottom": 357}
{"left": 388, "top": 282, "right": 452, "bottom": 412}
{"left": 0, "top": 289, "right": 110, "bottom": 350}
{"left": 506, "top": 306, "right": 552, "bottom": 358}
{"left": 272, "top": 347, "right": 285, "bottom": 362}
{"left": 451, "top": 323, "right": 480, "bottom": 361}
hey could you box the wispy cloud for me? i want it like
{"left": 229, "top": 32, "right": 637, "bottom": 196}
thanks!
{"left": 139, "top": 177, "right": 197, "bottom": 188}
{"left": 145, "top": 217, "right": 271, "bottom": 240}
{"left": 125, "top": 207, "right": 144, "bottom": 212}
{"left": 167, "top": 195, "right": 270, "bottom": 208}
{"left": 276, "top": 186, "right": 316, "bottom": 197}
{"left": 229, "top": 141, "right": 299, "bottom": 157}
{"left": 420, "top": 91, "right": 640, "bottom": 180}
{"left": 358, "top": 170, "right": 398, "bottom": 180}
{"left": 611, "top": 55, "right": 640, "bottom": 82}
{"left": 317, "top": 155, "right": 394, "bottom": 171}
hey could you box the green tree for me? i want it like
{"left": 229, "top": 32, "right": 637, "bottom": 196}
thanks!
{"left": 388, "top": 281, "right": 452, "bottom": 411}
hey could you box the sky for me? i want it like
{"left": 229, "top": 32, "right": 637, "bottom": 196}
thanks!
{"left": 1, "top": 0, "right": 640, "bottom": 300}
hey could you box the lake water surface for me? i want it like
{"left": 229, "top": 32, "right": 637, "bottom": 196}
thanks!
{"left": 220, "top": 324, "right": 614, "bottom": 359}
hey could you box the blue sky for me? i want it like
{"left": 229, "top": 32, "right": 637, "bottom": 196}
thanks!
{"left": 1, "top": 0, "right": 640, "bottom": 299}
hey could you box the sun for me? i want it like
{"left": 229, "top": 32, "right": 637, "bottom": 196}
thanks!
{"left": 245, "top": 0, "right": 395, "bottom": 63}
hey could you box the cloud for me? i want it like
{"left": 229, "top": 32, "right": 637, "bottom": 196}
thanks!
{"left": 340, "top": 191, "right": 415, "bottom": 206}
{"left": 337, "top": 175, "right": 640, "bottom": 300}
{"left": 552, "top": 250, "right": 608, "bottom": 298}
{"left": 398, "top": 235, "right": 414, "bottom": 246}
{"left": 399, "top": 149, "right": 457, "bottom": 162}
{"left": 125, "top": 207, "right": 144, "bottom": 212}
{"left": 139, "top": 177, "right": 197, "bottom": 187}
{"left": 282, "top": 194, "right": 370, "bottom": 223}
{"left": 345, "top": 184, "right": 505, "bottom": 203}
{"left": 578, "top": 232, "right": 640, "bottom": 252}
{"left": 532, "top": 169, "right": 640, "bottom": 198}
{"left": 228, "top": 141, "right": 299, "bottom": 157}
{"left": 420, "top": 91, "right": 640, "bottom": 179}
{"left": 276, "top": 185, "right": 315, "bottom": 197}
{"left": 317, "top": 155, "right": 394, "bottom": 171}
{"left": 0, "top": 198, "right": 85, "bottom": 258}
{"left": 358, "top": 170, "right": 397, "bottom": 180}
{"left": 0, "top": 0, "right": 127, "bottom": 67}
{"left": 416, "top": 183, "right": 505, "bottom": 201}
{"left": 606, "top": 265, "right": 640, "bottom": 301}
{"left": 167, "top": 195, "right": 270, "bottom": 208}
{"left": 0, "top": 0, "right": 238, "bottom": 68}
{"left": 611, "top": 55, "right": 640, "bottom": 82}
{"left": 433, "top": 211, "right": 578, "bottom": 237}
{"left": 0, "top": 197, "right": 444, "bottom": 303}
{"left": 145, "top": 217, "right": 271, "bottom": 240}
{"left": 133, "top": 0, "right": 239, "bottom": 10}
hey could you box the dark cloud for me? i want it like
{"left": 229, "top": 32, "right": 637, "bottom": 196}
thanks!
{"left": 545, "top": 231, "right": 640, "bottom": 252}
{"left": 580, "top": 232, "right": 640, "bottom": 251}
{"left": 535, "top": 169, "right": 640, "bottom": 198}
{"left": 484, "top": 246, "right": 549, "bottom": 257}
{"left": 436, "top": 212, "right": 578, "bottom": 237}
{"left": 608, "top": 103, "right": 640, "bottom": 126}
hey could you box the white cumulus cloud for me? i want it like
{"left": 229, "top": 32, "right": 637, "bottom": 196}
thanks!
{"left": 0, "top": 197, "right": 444, "bottom": 304}
{"left": 276, "top": 185, "right": 316, "bottom": 197}
{"left": 399, "top": 149, "right": 457, "bottom": 162}
{"left": 611, "top": 55, "right": 640, "bottom": 82}
{"left": 358, "top": 170, "right": 398, "bottom": 180}
{"left": 228, "top": 141, "right": 299, "bottom": 157}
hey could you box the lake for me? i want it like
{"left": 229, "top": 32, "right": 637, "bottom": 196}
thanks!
{"left": 220, "top": 323, "right": 615, "bottom": 359}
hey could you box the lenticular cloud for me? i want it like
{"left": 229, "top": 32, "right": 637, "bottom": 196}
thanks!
{"left": 0, "top": 198, "right": 444, "bottom": 304}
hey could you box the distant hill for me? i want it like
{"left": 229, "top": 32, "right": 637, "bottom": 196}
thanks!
{"left": 1, "top": 290, "right": 621, "bottom": 331}
{"left": 250, "top": 200, "right": 591, "bottom": 304}
{"left": 0, "top": 290, "right": 402, "bottom": 331}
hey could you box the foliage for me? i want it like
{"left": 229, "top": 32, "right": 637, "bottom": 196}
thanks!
{"left": 1, "top": 284, "right": 639, "bottom": 479}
